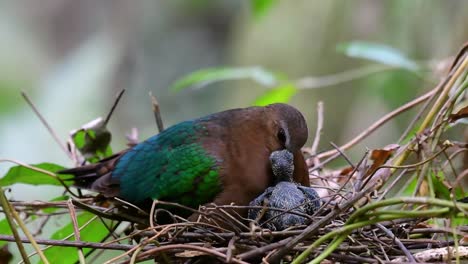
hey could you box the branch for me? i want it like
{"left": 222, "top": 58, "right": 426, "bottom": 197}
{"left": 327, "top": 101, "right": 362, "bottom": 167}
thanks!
{"left": 21, "top": 91, "right": 72, "bottom": 160}
{"left": 315, "top": 88, "right": 438, "bottom": 160}
{"left": 0, "top": 234, "right": 150, "bottom": 251}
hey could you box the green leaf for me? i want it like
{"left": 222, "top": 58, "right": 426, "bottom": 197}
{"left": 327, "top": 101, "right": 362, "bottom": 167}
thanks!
{"left": 42, "top": 212, "right": 111, "bottom": 264}
{"left": 252, "top": 0, "right": 277, "bottom": 18}
{"left": 0, "top": 219, "right": 12, "bottom": 247}
{"left": 170, "top": 67, "right": 278, "bottom": 92}
{"left": 401, "top": 175, "right": 418, "bottom": 197}
{"left": 336, "top": 41, "right": 419, "bottom": 71}
{"left": 71, "top": 117, "right": 112, "bottom": 163}
{"left": 253, "top": 84, "right": 297, "bottom": 106}
{"left": 452, "top": 214, "right": 468, "bottom": 227}
{"left": 0, "top": 163, "right": 71, "bottom": 187}
{"left": 432, "top": 171, "right": 466, "bottom": 200}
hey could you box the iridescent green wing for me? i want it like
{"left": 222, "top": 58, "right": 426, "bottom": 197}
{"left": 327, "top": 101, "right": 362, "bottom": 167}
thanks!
{"left": 112, "top": 120, "right": 221, "bottom": 207}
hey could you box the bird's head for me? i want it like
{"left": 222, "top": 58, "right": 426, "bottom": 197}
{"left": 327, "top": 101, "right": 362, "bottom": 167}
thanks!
{"left": 269, "top": 149, "right": 295, "bottom": 183}
{"left": 266, "top": 103, "right": 308, "bottom": 153}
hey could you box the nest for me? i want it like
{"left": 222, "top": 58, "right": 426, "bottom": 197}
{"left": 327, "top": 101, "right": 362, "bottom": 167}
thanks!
{"left": 1, "top": 44, "right": 468, "bottom": 264}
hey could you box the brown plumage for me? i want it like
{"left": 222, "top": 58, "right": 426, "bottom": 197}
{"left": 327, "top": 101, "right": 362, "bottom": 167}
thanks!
{"left": 59, "top": 103, "right": 310, "bottom": 222}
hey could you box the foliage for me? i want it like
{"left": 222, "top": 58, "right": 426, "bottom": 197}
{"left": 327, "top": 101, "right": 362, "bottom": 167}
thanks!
{"left": 251, "top": 0, "right": 277, "bottom": 18}
{"left": 1, "top": 40, "right": 467, "bottom": 263}
{"left": 336, "top": 41, "right": 420, "bottom": 71}
{"left": 42, "top": 212, "right": 111, "bottom": 264}
{"left": 0, "top": 163, "right": 69, "bottom": 187}
{"left": 253, "top": 83, "right": 297, "bottom": 106}
{"left": 71, "top": 117, "right": 113, "bottom": 163}
{"left": 170, "top": 67, "right": 279, "bottom": 92}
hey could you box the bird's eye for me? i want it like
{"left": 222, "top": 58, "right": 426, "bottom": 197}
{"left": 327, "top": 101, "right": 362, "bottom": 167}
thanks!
{"left": 277, "top": 128, "right": 286, "bottom": 144}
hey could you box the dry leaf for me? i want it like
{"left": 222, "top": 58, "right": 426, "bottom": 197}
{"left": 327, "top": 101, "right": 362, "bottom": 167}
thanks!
{"left": 449, "top": 105, "right": 468, "bottom": 122}
{"left": 365, "top": 144, "right": 400, "bottom": 177}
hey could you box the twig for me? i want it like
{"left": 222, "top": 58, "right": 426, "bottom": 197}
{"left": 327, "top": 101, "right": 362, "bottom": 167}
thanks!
{"left": 67, "top": 199, "right": 86, "bottom": 264}
{"left": 134, "top": 244, "right": 249, "bottom": 264}
{"left": 310, "top": 101, "right": 324, "bottom": 155}
{"left": 2, "top": 189, "right": 50, "bottom": 264}
{"left": 419, "top": 55, "right": 467, "bottom": 134}
{"left": 20, "top": 211, "right": 102, "bottom": 262}
{"left": 0, "top": 188, "right": 30, "bottom": 263}
{"left": 329, "top": 142, "right": 354, "bottom": 168}
{"left": 149, "top": 92, "right": 164, "bottom": 132}
{"left": 376, "top": 223, "right": 415, "bottom": 262}
{"left": 397, "top": 84, "right": 439, "bottom": 143}
{"left": 149, "top": 200, "right": 158, "bottom": 229}
{"left": 316, "top": 88, "right": 438, "bottom": 160}
{"left": 393, "top": 53, "right": 468, "bottom": 168}
{"left": 329, "top": 252, "right": 379, "bottom": 263}
{"left": 21, "top": 91, "right": 73, "bottom": 160}
{"left": 129, "top": 246, "right": 143, "bottom": 264}
{"left": 0, "top": 234, "right": 152, "bottom": 251}
{"left": 294, "top": 198, "right": 461, "bottom": 264}
{"left": 377, "top": 144, "right": 449, "bottom": 170}
{"left": 226, "top": 236, "right": 238, "bottom": 263}
{"left": 104, "top": 89, "right": 125, "bottom": 126}
{"left": 104, "top": 224, "right": 179, "bottom": 264}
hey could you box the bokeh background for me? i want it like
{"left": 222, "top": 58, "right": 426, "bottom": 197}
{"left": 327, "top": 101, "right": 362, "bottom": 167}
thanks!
{"left": 0, "top": 1, "right": 467, "bottom": 262}
{"left": 1, "top": 0, "right": 467, "bottom": 202}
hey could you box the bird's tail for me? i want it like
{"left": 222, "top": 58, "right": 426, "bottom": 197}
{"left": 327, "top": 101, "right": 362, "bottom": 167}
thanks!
{"left": 58, "top": 153, "right": 122, "bottom": 196}
{"left": 59, "top": 163, "right": 104, "bottom": 189}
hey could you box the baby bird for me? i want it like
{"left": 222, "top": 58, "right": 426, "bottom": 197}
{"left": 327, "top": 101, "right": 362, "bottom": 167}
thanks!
{"left": 248, "top": 149, "right": 321, "bottom": 230}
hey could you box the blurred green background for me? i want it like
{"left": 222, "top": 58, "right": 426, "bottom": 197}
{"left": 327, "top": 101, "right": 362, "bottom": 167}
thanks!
{"left": 1, "top": 0, "right": 467, "bottom": 200}
{"left": 0, "top": 1, "right": 467, "bottom": 262}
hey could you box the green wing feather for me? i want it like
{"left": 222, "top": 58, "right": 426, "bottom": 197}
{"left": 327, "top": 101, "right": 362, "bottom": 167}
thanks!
{"left": 113, "top": 120, "right": 221, "bottom": 207}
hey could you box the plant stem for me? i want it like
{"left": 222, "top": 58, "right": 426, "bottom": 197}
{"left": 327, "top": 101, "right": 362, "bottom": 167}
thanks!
{"left": 0, "top": 188, "right": 31, "bottom": 264}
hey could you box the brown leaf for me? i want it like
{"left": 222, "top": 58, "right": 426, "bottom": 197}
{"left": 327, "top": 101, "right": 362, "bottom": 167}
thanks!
{"left": 449, "top": 106, "right": 468, "bottom": 122}
{"left": 340, "top": 166, "right": 355, "bottom": 177}
{"left": 365, "top": 144, "right": 400, "bottom": 177}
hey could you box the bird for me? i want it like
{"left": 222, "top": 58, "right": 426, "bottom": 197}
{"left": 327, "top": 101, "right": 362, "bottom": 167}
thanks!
{"left": 248, "top": 149, "right": 321, "bottom": 230}
{"left": 59, "top": 103, "right": 310, "bottom": 220}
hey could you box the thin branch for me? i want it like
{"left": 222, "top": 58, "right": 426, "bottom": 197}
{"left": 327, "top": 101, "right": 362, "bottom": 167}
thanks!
{"left": 376, "top": 223, "right": 415, "bottom": 262}
{"left": 316, "top": 88, "right": 438, "bottom": 160}
{"left": 310, "top": 101, "right": 324, "bottom": 156}
{"left": 397, "top": 84, "right": 439, "bottom": 143}
{"left": 0, "top": 234, "right": 150, "bottom": 251}
{"left": 67, "top": 200, "right": 86, "bottom": 264}
{"left": 104, "top": 89, "right": 125, "bottom": 126}
{"left": 419, "top": 54, "right": 467, "bottom": 133}
{"left": 393, "top": 53, "right": 468, "bottom": 168}
{"left": 149, "top": 92, "right": 164, "bottom": 132}
{"left": 21, "top": 91, "right": 72, "bottom": 160}
{"left": 3, "top": 189, "right": 50, "bottom": 264}
{"left": 0, "top": 188, "right": 31, "bottom": 264}
{"left": 134, "top": 244, "right": 249, "bottom": 264}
